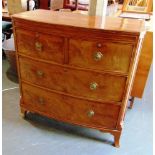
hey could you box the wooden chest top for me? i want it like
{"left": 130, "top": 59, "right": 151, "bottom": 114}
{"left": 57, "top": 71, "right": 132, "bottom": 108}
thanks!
{"left": 12, "top": 9, "right": 144, "bottom": 34}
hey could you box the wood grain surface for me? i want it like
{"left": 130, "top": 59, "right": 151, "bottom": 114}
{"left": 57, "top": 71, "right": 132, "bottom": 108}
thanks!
{"left": 22, "top": 83, "right": 121, "bottom": 129}
{"left": 12, "top": 10, "right": 144, "bottom": 33}
{"left": 131, "top": 32, "right": 153, "bottom": 97}
{"left": 19, "top": 56, "right": 127, "bottom": 102}
{"left": 16, "top": 28, "right": 64, "bottom": 63}
{"left": 12, "top": 10, "right": 144, "bottom": 147}
{"left": 69, "top": 39, "right": 134, "bottom": 73}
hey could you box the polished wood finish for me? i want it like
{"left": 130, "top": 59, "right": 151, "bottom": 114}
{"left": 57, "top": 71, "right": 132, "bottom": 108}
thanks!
{"left": 69, "top": 39, "right": 134, "bottom": 73}
{"left": 12, "top": 10, "right": 144, "bottom": 33}
{"left": 113, "top": 7, "right": 153, "bottom": 104}
{"left": 22, "top": 82, "right": 120, "bottom": 129}
{"left": 131, "top": 31, "right": 152, "bottom": 97}
{"left": 12, "top": 10, "right": 144, "bottom": 147}
{"left": 16, "top": 28, "right": 64, "bottom": 63}
{"left": 19, "top": 56, "right": 127, "bottom": 102}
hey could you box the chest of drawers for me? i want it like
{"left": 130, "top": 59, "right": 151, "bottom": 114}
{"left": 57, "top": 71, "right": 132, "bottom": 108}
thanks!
{"left": 12, "top": 10, "right": 144, "bottom": 147}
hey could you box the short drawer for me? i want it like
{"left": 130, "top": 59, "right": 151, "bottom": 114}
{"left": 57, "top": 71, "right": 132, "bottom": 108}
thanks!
{"left": 19, "top": 57, "right": 126, "bottom": 102}
{"left": 15, "top": 29, "right": 64, "bottom": 63}
{"left": 22, "top": 83, "right": 120, "bottom": 129}
{"left": 69, "top": 39, "right": 134, "bottom": 73}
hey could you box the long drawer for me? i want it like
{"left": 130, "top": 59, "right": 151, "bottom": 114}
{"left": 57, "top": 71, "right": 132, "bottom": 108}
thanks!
{"left": 22, "top": 83, "right": 120, "bottom": 129}
{"left": 15, "top": 29, "right": 64, "bottom": 63}
{"left": 19, "top": 57, "right": 127, "bottom": 102}
{"left": 69, "top": 39, "right": 133, "bottom": 73}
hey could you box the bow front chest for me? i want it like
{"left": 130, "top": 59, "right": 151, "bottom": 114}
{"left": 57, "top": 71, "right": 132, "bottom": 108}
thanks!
{"left": 12, "top": 10, "right": 144, "bottom": 147}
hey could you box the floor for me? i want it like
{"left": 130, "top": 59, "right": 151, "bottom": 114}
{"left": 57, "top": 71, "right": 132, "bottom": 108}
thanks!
{"left": 2, "top": 59, "right": 153, "bottom": 155}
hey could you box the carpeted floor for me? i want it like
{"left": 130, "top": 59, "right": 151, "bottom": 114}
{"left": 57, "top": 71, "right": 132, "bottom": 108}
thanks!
{"left": 2, "top": 60, "right": 153, "bottom": 155}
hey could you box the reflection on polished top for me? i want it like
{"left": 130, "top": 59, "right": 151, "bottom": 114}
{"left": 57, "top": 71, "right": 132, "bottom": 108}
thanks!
{"left": 12, "top": 9, "right": 144, "bottom": 33}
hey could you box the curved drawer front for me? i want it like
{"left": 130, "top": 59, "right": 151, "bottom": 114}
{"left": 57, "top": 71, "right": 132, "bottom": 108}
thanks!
{"left": 69, "top": 39, "right": 133, "bottom": 73}
{"left": 64, "top": 69, "right": 126, "bottom": 102}
{"left": 19, "top": 57, "right": 126, "bottom": 102}
{"left": 22, "top": 83, "right": 120, "bottom": 129}
{"left": 19, "top": 57, "right": 66, "bottom": 92}
{"left": 16, "top": 29, "right": 64, "bottom": 63}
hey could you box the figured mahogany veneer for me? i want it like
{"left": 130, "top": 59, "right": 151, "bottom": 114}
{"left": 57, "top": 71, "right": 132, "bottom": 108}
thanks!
{"left": 22, "top": 83, "right": 120, "bottom": 129}
{"left": 12, "top": 10, "right": 144, "bottom": 147}
{"left": 16, "top": 29, "right": 64, "bottom": 63}
{"left": 19, "top": 57, "right": 126, "bottom": 102}
{"left": 69, "top": 39, "right": 134, "bottom": 73}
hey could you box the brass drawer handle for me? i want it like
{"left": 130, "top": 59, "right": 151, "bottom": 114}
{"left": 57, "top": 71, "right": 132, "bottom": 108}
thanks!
{"left": 97, "top": 43, "right": 102, "bottom": 48}
{"left": 90, "top": 82, "right": 98, "bottom": 90}
{"left": 38, "top": 97, "right": 44, "bottom": 105}
{"left": 36, "top": 70, "right": 44, "bottom": 77}
{"left": 35, "top": 41, "right": 42, "bottom": 51}
{"left": 94, "top": 52, "right": 103, "bottom": 61}
{"left": 87, "top": 110, "right": 95, "bottom": 118}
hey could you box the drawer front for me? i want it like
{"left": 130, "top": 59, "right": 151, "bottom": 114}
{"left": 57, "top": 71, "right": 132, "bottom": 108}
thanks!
{"left": 16, "top": 29, "right": 64, "bottom": 63}
{"left": 22, "top": 83, "right": 120, "bottom": 129}
{"left": 19, "top": 57, "right": 66, "bottom": 92}
{"left": 19, "top": 57, "right": 126, "bottom": 102}
{"left": 69, "top": 39, "right": 133, "bottom": 73}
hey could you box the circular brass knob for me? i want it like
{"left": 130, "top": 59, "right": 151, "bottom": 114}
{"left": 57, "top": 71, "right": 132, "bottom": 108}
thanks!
{"left": 90, "top": 82, "right": 98, "bottom": 90}
{"left": 35, "top": 41, "right": 42, "bottom": 51}
{"left": 36, "top": 70, "right": 44, "bottom": 77}
{"left": 94, "top": 52, "right": 103, "bottom": 61}
{"left": 97, "top": 43, "right": 102, "bottom": 48}
{"left": 38, "top": 97, "right": 44, "bottom": 105}
{"left": 87, "top": 110, "right": 95, "bottom": 117}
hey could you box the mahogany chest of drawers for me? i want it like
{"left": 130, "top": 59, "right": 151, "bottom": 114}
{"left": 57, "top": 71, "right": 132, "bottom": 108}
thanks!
{"left": 12, "top": 10, "right": 144, "bottom": 147}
